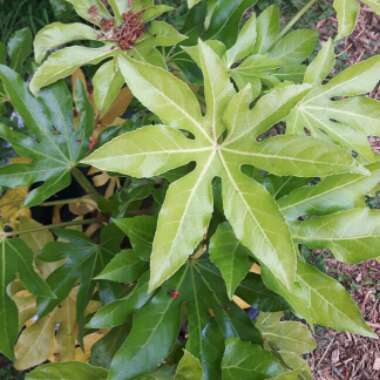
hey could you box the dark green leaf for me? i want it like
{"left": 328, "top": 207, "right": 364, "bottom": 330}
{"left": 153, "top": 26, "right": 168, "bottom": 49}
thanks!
{"left": 96, "top": 250, "right": 148, "bottom": 283}
{"left": 25, "top": 362, "right": 108, "bottom": 380}
{"left": 221, "top": 337, "right": 285, "bottom": 380}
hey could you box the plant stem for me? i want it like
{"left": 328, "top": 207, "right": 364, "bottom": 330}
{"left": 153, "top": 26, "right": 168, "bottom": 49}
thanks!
{"left": 41, "top": 196, "right": 93, "bottom": 207}
{"left": 72, "top": 167, "right": 104, "bottom": 205}
{"left": 3, "top": 218, "right": 101, "bottom": 238}
{"left": 271, "top": 0, "right": 318, "bottom": 47}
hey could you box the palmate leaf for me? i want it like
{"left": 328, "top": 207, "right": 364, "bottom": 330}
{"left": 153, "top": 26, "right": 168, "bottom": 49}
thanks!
{"left": 30, "top": 0, "right": 183, "bottom": 115}
{"left": 0, "top": 238, "right": 54, "bottom": 359}
{"left": 290, "top": 208, "right": 380, "bottom": 264}
{"left": 105, "top": 256, "right": 263, "bottom": 380}
{"left": 84, "top": 40, "right": 366, "bottom": 292}
{"left": 287, "top": 52, "right": 380, "bottom": 163}
{"left": 0, "top": 65, "right": 93, "bottom": 207}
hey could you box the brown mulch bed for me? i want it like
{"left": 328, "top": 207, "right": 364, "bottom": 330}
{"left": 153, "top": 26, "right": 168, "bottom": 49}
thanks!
{"left": 307, "top": 253, "right": 380, "bottom": 380}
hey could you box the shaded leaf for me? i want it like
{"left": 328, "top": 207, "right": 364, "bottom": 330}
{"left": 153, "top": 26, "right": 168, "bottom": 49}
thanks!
{"left": 221, "top": 337, "right": 285, "bottom": 380}
{"left": 209, "top": 222, "right": 251, "bottom": 299}
{"left": 26, "top": 362, "right": 107, "bottom": 380}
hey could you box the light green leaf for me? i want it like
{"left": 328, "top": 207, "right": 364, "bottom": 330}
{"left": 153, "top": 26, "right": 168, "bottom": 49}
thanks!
{"left": 268, "top": 29, "right": 318, "bottom": 64}
{"left": 224, "top": 135, "right": 366, "bottom": 177}
{"left": 223, "top": 84, "right": 253, "bottom": 139}
{"left": 199, "top": 40, "right": 235, "bottom": 140}
{"left": 188, "top": 0, "right": 202, "bottom": 8}
{"left": 362, "top": 0, "right": 380, "bottom": 14}
{"left": 253, "top": 5, "right": 280, "bottom": 54}
{"left": 226, "top": 84, "right": 311, "bottom": 143}
{"left": 224, "top": 13, "right": 257, "bottom": 67}
{"left": 149, "top": 156, "right": 214, "bottom": 291}
{"left": 279, "top": 162, "right": 380, "bottom": 221}
{"left": 149, "top": 21, "right": 187, "bottom": 47}
{"left": 88, "top": 40, "right": 361, "bottom": 292}
{"left": 317, "top": 55, "right": 380, "bottom": 97}
{"left": 256, "top": 312, "right": 316, "bottom": 354}
{"left": 63, "top": 0, "right": 111, "bottom": 25}
{"left": 304, "top": 38, "right": 336, "bottom": 85}
{"left": 209, "top": 222, "right": 251, "bottom": 299}
{"left": 93, "top": 60, "right": 125, "bottom": 117}
{"left": 117, "top": 55, "right": 209, "bottom": 142}
{"left": 143, "top": 5, "right": 174, "bottom": 22}
{"left": 290, "top": 208, "right": 380, "bottom": 264}
{"left": 287, "top": 55, "right": 380, "bottom": 162}
{"left": 34, "top": 22, "right": 98, "bottom": 63}
{"left": 221, "top": 337, "right": 285, "bottom": 380}
{"left": 263, "top": 260, "right": 376, "bottom": 338}
{"left": 333, "top": 0, "right": 360, "bottom": 39}
{"left": 256, "top": 312, "right": 315, "bottom": 378}
{"left": 183, "top": 40, "right": 226, "bottom": 69}
{"left": 26, "top": 362, "right": 108, "bottom": 380}
{"left": 220, "top": 159, "right": 297, "bottom": 289}
{"left": 83, "top": 125, "right": 205, "bottom": 178}
{"left": 174, "top": 350, "right": 203, "bottom": 380}
{"left": 30, "top": 46, "right": 115, "bottom": 94}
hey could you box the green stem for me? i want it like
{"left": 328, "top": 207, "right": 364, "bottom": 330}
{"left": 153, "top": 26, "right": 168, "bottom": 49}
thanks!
{"left": 271, "top": 0, "right": 318, "bottom": 47}
{"left": 3, "top": 218, "right": 100, "bottom": 238}
{"left": 41, "top": 196, "right": 92, "bottom": 207}
{"left": 72, "top": 167, "right": 105, "bottom": 205}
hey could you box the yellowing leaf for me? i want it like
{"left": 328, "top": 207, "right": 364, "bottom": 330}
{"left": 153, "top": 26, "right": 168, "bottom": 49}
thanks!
{"left": 0, "top": 188, "right": 30, "bottom": 226}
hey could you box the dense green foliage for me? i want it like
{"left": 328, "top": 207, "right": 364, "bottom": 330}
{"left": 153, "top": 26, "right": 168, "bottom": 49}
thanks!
{"left": 0, "top": 0, "right": 380, "bottom": 379}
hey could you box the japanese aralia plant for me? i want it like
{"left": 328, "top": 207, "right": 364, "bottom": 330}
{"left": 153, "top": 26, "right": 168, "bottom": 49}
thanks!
{"left": 0, "top": 0, "right": 379, "bottom": 379}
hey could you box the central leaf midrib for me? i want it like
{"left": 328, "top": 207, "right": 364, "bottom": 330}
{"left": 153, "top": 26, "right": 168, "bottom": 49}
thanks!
{"left": 218, "top": 152, "right": 280, "bottom": 272}
{"left": 160, "top": 152, "right": 216, "bottom": 265}
{"left": 222, "top": 146, "right": 351, "bottom": 168}
{"left": 86, "top": 147, "right": 212, "bottom": 163}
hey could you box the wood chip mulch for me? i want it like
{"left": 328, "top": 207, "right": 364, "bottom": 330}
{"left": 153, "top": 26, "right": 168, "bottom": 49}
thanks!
{"left": 307, "top": 252, "right": 380, "bottom": 380}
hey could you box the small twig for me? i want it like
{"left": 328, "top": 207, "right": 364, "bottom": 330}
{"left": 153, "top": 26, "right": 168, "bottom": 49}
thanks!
{"left": 72, "top": 167, "right": 105, "bottom": 205}
{"left": 41, "top": 196, "right": 94, "bottom": 207}
{"left": 1, "top": 218, "right": 101, "bottom": 238}
{"left": 315, "top": 337, "right": 335, "bottom": 370}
